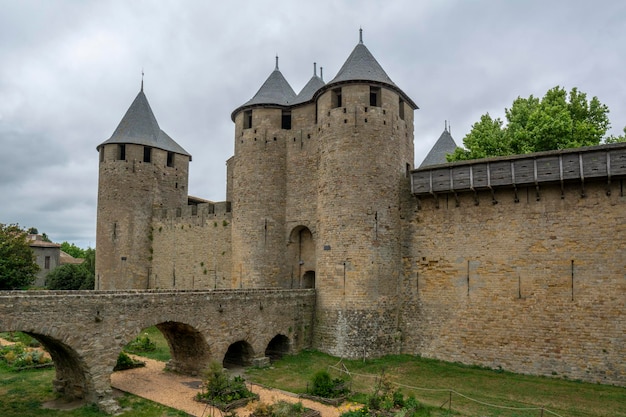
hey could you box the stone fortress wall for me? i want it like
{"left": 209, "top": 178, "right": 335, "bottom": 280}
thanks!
{"left": 401, "top": 179, "right": 625, "bottom": 385}
{"left": 95, "top": 33, "right": 625, "bottom": 386}
{"left": 151, "top": 202, "right": 232, "bottom": 289}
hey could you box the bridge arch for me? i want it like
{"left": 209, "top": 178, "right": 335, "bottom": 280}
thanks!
{"left": 0, "top": 327, "right": 107, "bottom": 403}
{"left": 223, "top": 340, "right": 255, "bottom": 368}
{"left": 265, "top": 334, "right": 290, "bottom": 361}
{"left": 155, "top": 321, "right": 211, "bottom": 374}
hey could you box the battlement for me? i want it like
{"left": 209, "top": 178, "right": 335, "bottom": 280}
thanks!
{"left": 153, "top": 201, "right": 232, "bottom": 221}
{"left": 412, "top": 142, "right": 626, "bottom": 196}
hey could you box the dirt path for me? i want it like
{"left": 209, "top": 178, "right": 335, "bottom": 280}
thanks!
{"left": 111, "top": 356, "right": 356, "bottom": 417}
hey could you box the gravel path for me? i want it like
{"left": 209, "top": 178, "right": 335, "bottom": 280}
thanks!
{"left": 111, "top": 356, "right": 356, "bottom": 417}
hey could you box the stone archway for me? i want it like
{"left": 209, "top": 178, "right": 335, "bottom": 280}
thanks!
{"left": 223, "top": 340, "right": 255, "bottom": 368}
{"left": 20, "top": 332, "right": 93, "bottom": 401}
{"left": 154, "top": 321, "right": 211, "bottom": 375}
{"left": 288, "top": 226, "right": 316, "bottom": 288}
{"left": 265, "top": 334, "right": 290, "bottom": 361}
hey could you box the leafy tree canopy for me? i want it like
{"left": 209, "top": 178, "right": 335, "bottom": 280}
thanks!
{"left": 46, "top": 263, "right": 94, "bottom": 290}
{"left": 448, "top": 86, "right": 623, "bottom": 161}
{"left": 46, "top": 247, "right": 95, "bottom": 290}
{"left": 0, "top": 224, "right": 39, "bottom": 290}
{"left": 60, "top": 241, "right": 86, "bottom": 258}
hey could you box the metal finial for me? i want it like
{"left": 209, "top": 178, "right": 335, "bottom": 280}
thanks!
{"left": 444, "top": 120, "right": 447, "bottom": 132}
{"left": 359, "top": 27, "right": 363, "bottom": 44}
{"left": 275, "top": 55, "right": 279, "bottom": 70}
{"left": 449, "top": 121, "right": 452, "bottom": 135}
{"left": 313, "top": 62, "right": 317, "bottom": 76}
{"left": 141, "top": 69, "right": 144, "bottom": 92}
{"left": 320, "top": 66, "right": 323, "bottom": 81}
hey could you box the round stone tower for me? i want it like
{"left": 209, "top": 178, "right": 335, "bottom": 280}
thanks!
{"left": 230, "top": 58, "right": 295, "bottom": 288}
{"left": 96, "top": 85, "right": 191, "bottom": 290}
{"left": 314, "top": 31, "right": 418, "bottom": 358}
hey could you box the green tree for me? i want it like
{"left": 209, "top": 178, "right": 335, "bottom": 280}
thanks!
{"left": 605, "top": 126, "right": 626, "bottom": 144}
{"left": 448, "top": 86, "right": 615, "bottom": 161}
{"left": 46, "top": 263, "right": 93, "bottom": 290}
{"left": 60, "top": 241, "right": 85, "bottom": 258}
{"left": 45, "top": 246, "right": 95, "bottom": 290}
{"left": 0, "top": 224, "right": 39, "bottom": 290}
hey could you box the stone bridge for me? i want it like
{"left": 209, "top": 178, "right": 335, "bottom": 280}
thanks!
{"left": 0, "top": 289, "right": 316, "bottom": 412}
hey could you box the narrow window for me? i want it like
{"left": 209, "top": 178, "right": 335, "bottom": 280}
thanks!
{"left": 99, "top": 147, "right": 104, "bottom": 162}
{"left": 167, "top": 152, "right": 174, "bottom": 167}
{"left": 44, "top": 256, "right": 50, "bottom": 269}
{"left": 281, "top": 110, "right": 291, "bottom": 130}
{"left": 117, "top": 144, "right": 126, "bottom": 160}
{"left": 143, "top": 146, "right": 152, "bottom": 163}
{"left": 332, "top": 88, "right": 342, "bottom": 108}
{"left": 399, "top": 98, "right": 405, "bottom": 120}
{"left": 370, "top": 86, "right": 381, "bottom": 107}
{"left": 244, "top": 110, "right": 252, "bottom": 129}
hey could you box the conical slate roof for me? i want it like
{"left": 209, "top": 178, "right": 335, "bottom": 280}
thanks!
{"left": 231, "top": 58, "right": 296, "bottom": 120}
{"left": 329, "top": 42, "right": 396, "bottom": 87}
{"left": 98, "top": 89, "right": 191, "bottom": 158}
{"left": 326, "top": 30, "right": 417, "bottom": 109}
{"left": 419, "top": 126, "right": 458, "bottom": 167}
{"left": 293, "top": 63, "right": 325, "bottom": 105}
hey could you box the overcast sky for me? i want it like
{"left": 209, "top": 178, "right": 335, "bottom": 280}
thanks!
{"left": 1, "top": 0, "right": 624, "bottom": 249}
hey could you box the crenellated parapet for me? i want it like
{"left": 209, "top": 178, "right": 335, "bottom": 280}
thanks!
{"left": 153, "top": 201, "right": 232, "bottom": 223}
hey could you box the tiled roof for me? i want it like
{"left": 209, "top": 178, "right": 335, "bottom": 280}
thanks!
{"left": 98, "top": 89, "right": 191, "bottom": 158}
{"left": 60, "top": 251, "right": 84, "bottom": 265}
{"left": 420, "top": 128, "right": 459, "bottom": 167}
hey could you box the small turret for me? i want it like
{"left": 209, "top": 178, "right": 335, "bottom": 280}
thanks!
{"left": 95, "top": 85, "right": 191, "bottom": 290}
{"left": 420, "top": 122, "right": 459, "bottom": 167}
{"left": 229, "top": 58, "right": 295, "bottom": 288}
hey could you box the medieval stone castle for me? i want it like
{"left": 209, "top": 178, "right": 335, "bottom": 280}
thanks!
{"left": 95, "top": 31, "right": 625, "bottom": 385}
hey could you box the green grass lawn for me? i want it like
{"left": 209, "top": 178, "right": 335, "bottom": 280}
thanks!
{"left": 245, "top": 351, "right": 626, "bottom": 417}
{"left": 123, "top": 325, "right": 172, "bottom": 362}
{"left": 0, "top": 362, "right": 187, "bottom": 417}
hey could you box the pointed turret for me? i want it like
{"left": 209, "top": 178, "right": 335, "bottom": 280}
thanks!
{"left": 96, "top": 86, "right": 191, "bottom": 290}
{"left": 231, "top": 56, "right": 296, "bottom": 120}
{"left": 97, "top": 89, "right": 190, "bottom": 159}
{"left": 325, "top": 30, "right": 417, "bottom": 109}
{"left": 293, "top": 62, "right": 325, "bottom": 105}
{"left": 420, "top": 123, "right": 459, "bottom": 167}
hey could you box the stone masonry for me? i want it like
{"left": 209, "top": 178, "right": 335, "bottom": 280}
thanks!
{"left": 91, "top": 30, "right": 625, "bottom": 393}
{"left": 0, "top": 289, "right": 315, "bottom": 409}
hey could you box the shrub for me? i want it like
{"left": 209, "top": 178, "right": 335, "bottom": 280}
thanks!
{"left": 46, "top": 263, "right": 93, "bottom": 290}
{"left": 114, "top": 351, "right": 145, "bottom": 371}
{"left": 196, "top": 361, "right": 256, "bottom": 409}
{"left": 339, "top": 408, "right": 369, "bottom": 417}
{"left": 0, "top": 342, "right": 52, "bottom": 370}
{"left": 251, "top": 400, "right": 312, "bottom": 417}
{"left": 310, "top": 370, "right": 349, "bottom": 398}
{"left": 126, "top": 333, "right": 157, "bottom": 353}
